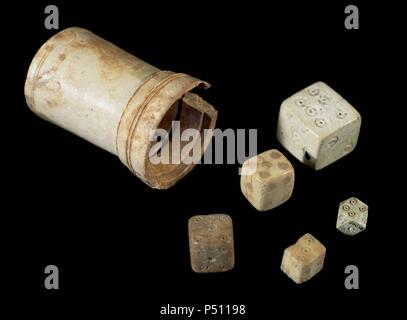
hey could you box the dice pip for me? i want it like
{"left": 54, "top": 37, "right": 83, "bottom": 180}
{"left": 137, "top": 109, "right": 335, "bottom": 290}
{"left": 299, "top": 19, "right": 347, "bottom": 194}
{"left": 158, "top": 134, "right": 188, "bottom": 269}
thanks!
{"left": 336, "top": 197, "right": 368, "bottom": 236}
{"left": 277, "top": 81, "right": 361, "bottom": 170}
{"left": 188, "top": 214, "right": 235, "bottom": 273}
{"left": 240, "top": 149, "right": 294, "bottom": 211}
{"left": 281, "top": 233, "right": 326, "bottom": 284}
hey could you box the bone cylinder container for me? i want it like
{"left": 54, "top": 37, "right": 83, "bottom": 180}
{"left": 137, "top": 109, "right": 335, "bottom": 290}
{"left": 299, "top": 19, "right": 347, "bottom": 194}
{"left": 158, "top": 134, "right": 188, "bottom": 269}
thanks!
{"left": 24, "top": 27, "right": 217, "bottom": 189}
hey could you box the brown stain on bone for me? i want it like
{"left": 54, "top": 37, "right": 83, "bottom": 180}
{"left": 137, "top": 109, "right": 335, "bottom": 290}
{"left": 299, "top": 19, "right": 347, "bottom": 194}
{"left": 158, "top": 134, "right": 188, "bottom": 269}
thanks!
{"left": 58, "top": 54, "right": 66, "bottom": 62}
{"left": 69, "top": 40, "right": 88, "bottom": 49}
{"left": 245, "top": 182, "right": 253, "bottom": 193}
{"left": 132, "top": 64, "right": 144, "bottom": 73}
{"left": 46, "top": 99, "right": 56, "bottom": 107}
{"left": 265, "top": 182, "right": 275, "bottom": 191}
{"left": 92, "top": 39, "right": 133, "bottom": 80}
{"left": 67, "top": 32, "right": 143, "bottom": 81}
{"left": 270, "top": 151, "right": 281, "bottom": 159}
{"left": 261, "top": 160, "right": 273, "bottom": 168}
{"left": 34, "top": 65, "right": 63, "bottom": 108}
{"left": 259, "top": 171, "right": 271, "bottom": 179}
{"left": 45, "top": 44, "right": 55, "bottom": 52}
{"left": 35, "top": 67, "right": 58, "bottom": 89}
{"left": 278, "top": 162, "right": 290, "bottom": 170}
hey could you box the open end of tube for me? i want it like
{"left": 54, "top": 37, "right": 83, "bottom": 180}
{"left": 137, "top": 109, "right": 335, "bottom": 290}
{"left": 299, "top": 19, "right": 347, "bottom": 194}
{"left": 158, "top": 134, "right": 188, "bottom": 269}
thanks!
{"left": 145, "top": 92, "right": 216, "bottom": 189}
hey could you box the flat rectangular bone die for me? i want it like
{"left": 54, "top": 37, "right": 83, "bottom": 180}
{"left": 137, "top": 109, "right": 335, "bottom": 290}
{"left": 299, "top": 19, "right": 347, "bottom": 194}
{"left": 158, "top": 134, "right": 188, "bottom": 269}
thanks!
{"left": 188, "top": 214, "right": 235, "bottom": 273}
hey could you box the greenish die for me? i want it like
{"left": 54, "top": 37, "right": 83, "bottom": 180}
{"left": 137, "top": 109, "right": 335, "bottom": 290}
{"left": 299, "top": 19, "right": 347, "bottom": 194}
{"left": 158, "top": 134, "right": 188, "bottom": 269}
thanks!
{"left": 336, "top": 197, "right": 368, "bottom": 236}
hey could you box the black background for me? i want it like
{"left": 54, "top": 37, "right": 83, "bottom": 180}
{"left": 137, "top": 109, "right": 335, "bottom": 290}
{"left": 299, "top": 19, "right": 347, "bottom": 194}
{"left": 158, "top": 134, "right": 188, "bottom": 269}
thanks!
{"left": 1, "top": 0, "right": 406, "bottom": 315}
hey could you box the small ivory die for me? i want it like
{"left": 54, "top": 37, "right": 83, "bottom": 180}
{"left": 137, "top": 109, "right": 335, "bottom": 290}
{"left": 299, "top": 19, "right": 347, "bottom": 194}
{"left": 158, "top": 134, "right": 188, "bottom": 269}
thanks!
{"left": 241, "top": 149, "right": 294, "bottom": 211}
{"left": 277, "top": 81, "right": 361, "bottom": 170}
{"left": 336, "top": 197, "right": 368, "bottom": 236}
{"left": 281, "top": 233, "right": 326, "bottom": 284}
{"left": 188, "top": 214, "right": 235, "bottom": 273}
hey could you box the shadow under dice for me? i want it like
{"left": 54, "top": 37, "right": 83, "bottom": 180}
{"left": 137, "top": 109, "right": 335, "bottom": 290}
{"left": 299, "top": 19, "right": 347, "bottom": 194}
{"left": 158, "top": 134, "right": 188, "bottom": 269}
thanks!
{"left": 336, "top": 197, "right": 368, "bottom": 236}
{"left": 281, "top": 233, "right": 326, "bottom": 284}
{"left": 241, "top": 149, "right": 294, "bottom": 211}
{"left": 277, "top": 81, "right": 361, "bottom": 170}
{"left": 188, "top": 214, "right": 235, "bottom": 273}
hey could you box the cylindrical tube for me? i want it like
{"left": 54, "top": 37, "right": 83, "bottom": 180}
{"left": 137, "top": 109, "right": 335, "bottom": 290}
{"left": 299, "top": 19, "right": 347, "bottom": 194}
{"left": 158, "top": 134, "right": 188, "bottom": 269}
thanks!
{"left": 24, "top": 27, "right": 217, "bottom": 189}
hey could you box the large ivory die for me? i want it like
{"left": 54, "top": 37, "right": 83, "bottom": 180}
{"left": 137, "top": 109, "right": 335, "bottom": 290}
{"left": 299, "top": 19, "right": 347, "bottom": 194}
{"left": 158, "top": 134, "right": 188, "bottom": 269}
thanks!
{"left": 241, "top": 149, "right": 294, "bottom": 211}
{"left": 277, "top": 82, "right": 361, "bottom": 170}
